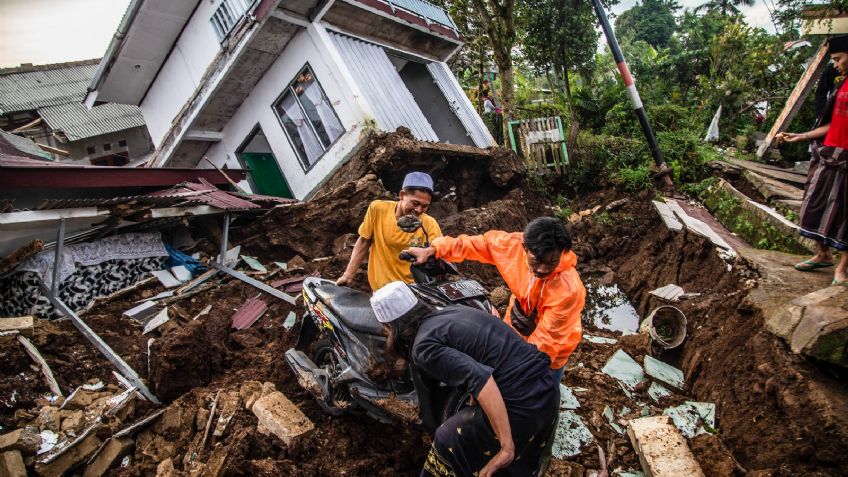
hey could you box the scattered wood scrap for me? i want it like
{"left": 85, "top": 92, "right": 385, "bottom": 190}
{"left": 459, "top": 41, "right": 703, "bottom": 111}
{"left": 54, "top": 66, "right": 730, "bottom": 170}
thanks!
{"left": 16, "top": 335, "right": 62, "bottom": 397}
{"left": 0, "top": 316, "right": 34, "bottom": 336}
{"left": 0, "top": 239, "right": 43, "bottom": 275}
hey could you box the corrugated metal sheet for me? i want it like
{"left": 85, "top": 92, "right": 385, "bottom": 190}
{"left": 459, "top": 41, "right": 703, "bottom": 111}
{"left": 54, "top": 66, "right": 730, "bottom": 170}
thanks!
{"left": 426, "top": 62, "right": 495, "bottom": 148}
{"left": 329, "top": 32, "right": 439, "bottom": 142}
{"left": 37, "top": 102, "right": 146, "bottom": 141}
{"left": 0, "top": 62, "right": 98, "bottom": 114}
{"left": 231, "top": 297, "right": 268, "bottom": 329}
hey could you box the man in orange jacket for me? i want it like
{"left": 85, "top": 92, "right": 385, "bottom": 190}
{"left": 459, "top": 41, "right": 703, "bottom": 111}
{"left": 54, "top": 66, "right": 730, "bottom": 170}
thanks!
{"left": 405, "top": 217, "right": 585, "bottom": 382}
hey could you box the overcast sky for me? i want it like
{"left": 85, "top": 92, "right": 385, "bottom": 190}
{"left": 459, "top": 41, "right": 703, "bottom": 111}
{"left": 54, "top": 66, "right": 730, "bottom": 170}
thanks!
{"left": 0, "top": 0, "right": 777, "bottom": 69}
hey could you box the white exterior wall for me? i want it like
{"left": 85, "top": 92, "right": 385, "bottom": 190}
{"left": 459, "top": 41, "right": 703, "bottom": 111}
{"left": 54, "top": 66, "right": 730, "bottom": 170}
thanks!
{"left": 139, "top": 0, "right": 225, "bottom": 146}
{"left": 203, "top": 24, "right": 372, "bottom": 199}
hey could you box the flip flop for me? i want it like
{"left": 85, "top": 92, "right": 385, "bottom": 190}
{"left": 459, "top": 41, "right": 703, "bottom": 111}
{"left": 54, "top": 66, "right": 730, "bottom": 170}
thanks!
{"left": 794, "top": 259, "right": 836, "bottom": 271}
{"left": 832, "top": 278, "right": 848, "bottom": 286}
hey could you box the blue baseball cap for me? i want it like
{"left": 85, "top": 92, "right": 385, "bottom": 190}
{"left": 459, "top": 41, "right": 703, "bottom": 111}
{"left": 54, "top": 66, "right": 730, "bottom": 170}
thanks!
{"left": 401, "top": 171, "right": 434, "bottom": 193}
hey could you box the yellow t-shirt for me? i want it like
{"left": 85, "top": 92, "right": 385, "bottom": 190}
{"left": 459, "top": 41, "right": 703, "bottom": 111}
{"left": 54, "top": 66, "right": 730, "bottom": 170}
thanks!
{"left": 358, "top": 200, "right": 442, "bottom": 291}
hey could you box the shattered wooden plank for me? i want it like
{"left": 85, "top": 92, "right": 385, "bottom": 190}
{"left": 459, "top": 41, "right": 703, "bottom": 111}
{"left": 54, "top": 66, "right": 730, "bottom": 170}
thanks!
{"left": 0, "top": 316, "right": 34, "bottom": 336}
{"left": 211, "top": 262, "right": 296, "bottom": 305}
{"left": 758, "top": 42, "right": 829, "bottom": 158}
{"left": 0, "top": 239, "right": 43, "bottom": 275}
{"left": 113, "top": 410, "right": 165, "bottom": 438}
{"left": 78, "top": 276, "right": 159, "bottom": 317}
{"left": 40, "top": 283, "right": 159, "bottom": 404}
{"left": 724, "top": 157, "right": 807, "bottom": 185}
{"left": 191, "top": 305, "right": 212, "bottom": 321}
{"left": 627, "top": 415, "right": 705, "bottom": 477}
{"left": 201, "top": 390, "right": 221, "bottom": 449}
{"left": 17, "top": 335, "right": 62, "bottom": 397}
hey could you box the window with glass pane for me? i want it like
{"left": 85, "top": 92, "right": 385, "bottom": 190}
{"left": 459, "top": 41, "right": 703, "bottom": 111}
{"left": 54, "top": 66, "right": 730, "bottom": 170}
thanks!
{"left": 273, "top": 65, "right": 344, "bottom": 170}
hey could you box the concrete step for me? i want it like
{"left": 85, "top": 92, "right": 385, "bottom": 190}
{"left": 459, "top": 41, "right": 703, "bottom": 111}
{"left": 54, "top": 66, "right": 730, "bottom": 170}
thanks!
{"left": 701, "top": 179, "right": 815, "bottom": 254}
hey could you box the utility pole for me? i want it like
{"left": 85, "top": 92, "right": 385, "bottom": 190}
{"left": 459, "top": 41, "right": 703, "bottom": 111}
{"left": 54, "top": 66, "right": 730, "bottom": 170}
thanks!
{"left": 591, "top": 0, "right": 674, "bottom": 189}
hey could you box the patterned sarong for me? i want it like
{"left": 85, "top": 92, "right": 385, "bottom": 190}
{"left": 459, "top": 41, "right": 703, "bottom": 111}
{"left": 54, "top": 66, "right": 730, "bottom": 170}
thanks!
{"left": 421, "top": 372, "right": 559, "bottom": 477}
{"left": 799, "top": 144, "right": 848, "bottom": 251}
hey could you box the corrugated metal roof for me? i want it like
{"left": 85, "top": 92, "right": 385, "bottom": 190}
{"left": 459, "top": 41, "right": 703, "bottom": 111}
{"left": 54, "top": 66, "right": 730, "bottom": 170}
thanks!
{"left": 426, "top": 62, "right": 495, "bottom": 148}
{"left": 37, "top": 102, "right": 146, "bottom": 141}
{"left": 0, "top": 62, "right": 98, "bottom": 114}
{"left": 329, "top": 32, "right": 439, "bottom": 142}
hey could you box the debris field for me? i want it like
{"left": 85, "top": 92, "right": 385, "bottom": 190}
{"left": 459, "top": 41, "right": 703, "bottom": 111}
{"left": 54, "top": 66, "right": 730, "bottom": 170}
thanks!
{"left": 1, "top": 130, "right": 846, "bottom": 477}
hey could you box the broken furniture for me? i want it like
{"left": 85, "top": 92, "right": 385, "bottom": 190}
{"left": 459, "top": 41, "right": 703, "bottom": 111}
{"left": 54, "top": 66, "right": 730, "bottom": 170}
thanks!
{"left": 508, "top": 117, "right": 569, "bottom": 173}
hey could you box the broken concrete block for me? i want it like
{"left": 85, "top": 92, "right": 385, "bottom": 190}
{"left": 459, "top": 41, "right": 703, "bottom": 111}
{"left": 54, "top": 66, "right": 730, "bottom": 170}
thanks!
{"left": 627, "top": 415, "right": 705, "bottom": 477}
{"left": 766, "top": 286, "right": 843, "bottom": 339}
{"left": 286, "top": 255, "right": 306, "bottom": 272}
{"left": 790, "top": 304, "right": 848, "bottom": 366}
{"left": 34, "top": 407, "right": 60, "bottom": 433}
{"left": 0, "top": 427, "right": 40, "bottom": 455}
{"left": 155, "top": 458, "right": 176, "bottom": 477}
{"left": 34, "top": 432, "right": 101, "bottom": 477}
{"left": 0, "top": 317, "right": 34, "bottom": 336}
{"left": 82, "top": 437, "right": 134, "bottom": 477}
{"left": 0, "top": 450, "right": 26, "bottom": 477}
{"left": 60, "top": 411, "right": 84, "bottom": 434}
{"left": 251, "top": 392, "right": 314, "bottom": 446}
{"left": 239, "top": 381, "right": 264, "bottom": 410}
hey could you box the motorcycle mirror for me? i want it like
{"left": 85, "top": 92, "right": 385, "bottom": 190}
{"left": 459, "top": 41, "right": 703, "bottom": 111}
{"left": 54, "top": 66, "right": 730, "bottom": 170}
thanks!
{"left": 397, "top": 214, "right": 422, "bottom": 233}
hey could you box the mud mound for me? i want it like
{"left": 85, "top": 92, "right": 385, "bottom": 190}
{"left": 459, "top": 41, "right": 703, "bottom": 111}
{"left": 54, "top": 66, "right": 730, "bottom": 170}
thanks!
{"left": 569, "top": 190, "right": 848, "bottom": 475}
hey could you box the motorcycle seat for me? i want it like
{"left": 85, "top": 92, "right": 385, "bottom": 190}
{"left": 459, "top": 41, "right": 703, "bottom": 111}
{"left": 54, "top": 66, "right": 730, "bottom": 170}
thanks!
{"left": 314, "top": 283, "right": 385, "bottom": 335}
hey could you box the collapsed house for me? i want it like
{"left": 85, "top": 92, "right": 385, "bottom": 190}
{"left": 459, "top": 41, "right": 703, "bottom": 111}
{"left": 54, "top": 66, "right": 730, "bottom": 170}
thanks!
{"left": 84, "top": 0, "right": 494, "bottom": 199}
{"left": 0, "top": 60, "right": 152, "bottom": 165}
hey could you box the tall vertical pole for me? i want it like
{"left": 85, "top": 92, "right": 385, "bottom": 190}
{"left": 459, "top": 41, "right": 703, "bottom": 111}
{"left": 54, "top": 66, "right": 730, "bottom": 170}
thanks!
{"left": 219, "top": 213, "right": 230, "bottom": 264}
{"left": 51, "top": 219, "right": 66, "bottom": 297}
{"left": 591, "top": 0, "right": 673, "bottom": 188}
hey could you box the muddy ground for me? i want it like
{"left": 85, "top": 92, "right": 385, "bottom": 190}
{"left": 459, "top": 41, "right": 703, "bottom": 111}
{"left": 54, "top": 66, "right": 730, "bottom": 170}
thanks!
{"left": 2, "top": 130, "right": 847, "bottom": 476}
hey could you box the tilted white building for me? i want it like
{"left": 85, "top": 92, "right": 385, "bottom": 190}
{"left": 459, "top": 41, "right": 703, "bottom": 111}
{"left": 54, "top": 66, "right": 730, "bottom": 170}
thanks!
{"left": 85, "top": 0, "right": 493, "bottom": 199}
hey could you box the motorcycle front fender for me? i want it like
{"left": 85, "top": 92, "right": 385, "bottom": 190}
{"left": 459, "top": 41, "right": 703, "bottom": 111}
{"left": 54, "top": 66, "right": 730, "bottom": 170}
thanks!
{"left": 295, "top": 313, "right": 319, "bottom": 351}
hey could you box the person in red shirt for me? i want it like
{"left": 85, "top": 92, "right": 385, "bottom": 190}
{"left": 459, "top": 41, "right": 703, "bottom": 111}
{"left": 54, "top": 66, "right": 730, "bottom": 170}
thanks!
{"left": 778, "top": 35, "right": 848, "bottom": 285}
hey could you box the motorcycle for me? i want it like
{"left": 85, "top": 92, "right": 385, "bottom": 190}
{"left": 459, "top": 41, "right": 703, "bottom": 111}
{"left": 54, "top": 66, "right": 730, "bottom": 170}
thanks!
{"left": 284, "top": 216, "right": 496, "bottom": 431}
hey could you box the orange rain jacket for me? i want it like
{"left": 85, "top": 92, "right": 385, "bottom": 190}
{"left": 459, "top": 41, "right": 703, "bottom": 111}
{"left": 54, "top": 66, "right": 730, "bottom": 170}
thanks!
{"left": 431, "top": 231, "right": 586, "bottom": 369}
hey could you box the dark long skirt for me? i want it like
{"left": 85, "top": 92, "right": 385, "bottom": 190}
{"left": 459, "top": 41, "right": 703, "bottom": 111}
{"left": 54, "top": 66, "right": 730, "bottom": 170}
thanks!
{"left": 799, "top": 145, "right": 848, "bottom": 251}
{"left": 422, "top": 371, "right": 559, "bottom": 477}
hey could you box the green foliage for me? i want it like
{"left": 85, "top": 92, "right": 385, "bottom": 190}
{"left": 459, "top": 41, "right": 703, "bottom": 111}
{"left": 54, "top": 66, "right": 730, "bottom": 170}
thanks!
{"left": 615, "top": 0, "right": 679, "bottom": 49}
{"left": 700, "top": 183, "right": 811, "bottom": 254}
{"left": 611, "top": 163, "right": 654, "bottom": 192}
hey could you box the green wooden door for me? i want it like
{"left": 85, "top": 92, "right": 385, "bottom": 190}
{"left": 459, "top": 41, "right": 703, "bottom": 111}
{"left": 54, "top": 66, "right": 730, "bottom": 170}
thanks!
{"left": 241, "top": 152, "right": 293, "bottom": 198}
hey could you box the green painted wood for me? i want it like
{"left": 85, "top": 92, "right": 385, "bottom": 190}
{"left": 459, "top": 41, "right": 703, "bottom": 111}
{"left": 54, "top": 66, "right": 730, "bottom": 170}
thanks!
{"left": 241, "top": 152, "right": 293, "bottom": 199}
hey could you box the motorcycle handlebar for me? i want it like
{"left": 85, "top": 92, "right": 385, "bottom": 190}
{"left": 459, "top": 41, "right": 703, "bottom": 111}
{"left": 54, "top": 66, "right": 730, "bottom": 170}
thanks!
{"left": 399, "top": 251, "right": 416, "bottom": 263}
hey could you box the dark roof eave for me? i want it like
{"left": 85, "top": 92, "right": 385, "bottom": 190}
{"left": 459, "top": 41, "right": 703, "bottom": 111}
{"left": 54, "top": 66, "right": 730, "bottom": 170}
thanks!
{"left": 0, "top": 167, "right": 247, "bottom": 189}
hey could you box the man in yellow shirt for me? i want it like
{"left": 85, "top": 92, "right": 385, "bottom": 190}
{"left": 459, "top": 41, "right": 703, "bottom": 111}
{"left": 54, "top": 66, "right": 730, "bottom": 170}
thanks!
{"left": 337, "top": 172, "right": 442, "bottom": 290}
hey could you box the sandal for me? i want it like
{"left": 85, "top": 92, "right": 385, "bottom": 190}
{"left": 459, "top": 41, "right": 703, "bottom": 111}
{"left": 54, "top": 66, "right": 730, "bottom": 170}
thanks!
{"left": 794, "top": 259, "right": 836, "bottom": 271}
{"left": 832, "top": 278, "right": 848, "bottom": 286}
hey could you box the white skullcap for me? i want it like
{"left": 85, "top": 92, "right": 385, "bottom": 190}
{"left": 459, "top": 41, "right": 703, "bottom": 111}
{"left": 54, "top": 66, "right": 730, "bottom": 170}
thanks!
{"left": 370, "top": 281, "right": 418, "bottom": 323}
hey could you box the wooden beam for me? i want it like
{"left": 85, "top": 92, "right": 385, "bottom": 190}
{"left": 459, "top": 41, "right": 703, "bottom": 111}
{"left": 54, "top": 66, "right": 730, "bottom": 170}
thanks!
{"left": 11, "top": 117, "right": 43, "bottom": 133}
{"left": 39, "top": 284, "right": 160, "bottom": 403}
{"left": 36, "top": 143, "right": 70, "bottom": 156}
{"left": 211, "top": 261, "right": 297, "bottom": 305}
{"left": 758, "top": 43, "right": 830, "bottom": 158}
